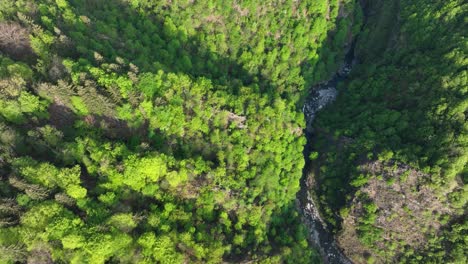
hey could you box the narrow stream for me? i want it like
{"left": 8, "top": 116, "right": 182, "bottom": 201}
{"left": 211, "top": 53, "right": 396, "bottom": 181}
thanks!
{"left": 297, "top": 30, "right": 360, "bottom": 264}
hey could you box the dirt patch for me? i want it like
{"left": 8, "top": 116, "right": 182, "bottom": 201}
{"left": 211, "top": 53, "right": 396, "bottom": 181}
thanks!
{"left": 227, "top": 112, "right": 246, "bottom": 129}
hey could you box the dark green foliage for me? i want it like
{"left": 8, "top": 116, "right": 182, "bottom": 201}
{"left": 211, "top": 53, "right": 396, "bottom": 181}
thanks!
{"left": 311, "top": 0, "right": 467, "bottom": 262}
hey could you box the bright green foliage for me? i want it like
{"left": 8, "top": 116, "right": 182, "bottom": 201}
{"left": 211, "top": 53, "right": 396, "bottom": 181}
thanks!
{"left": 0, "top": 0, "right": 358, "bottom": 262}
{"left": 61, "top": 234, "right": 85, "bottom": 249}
{"left": 12, "top": 158, "right": 86, "bottom": 199}
{"left": 0, "top": 58, "right": 49, "bottom": 123}
{"left": 70, "top": 96, "right": 89, "bottom": 116}
{"left": 123, "top": 155, "right": 168, "bottom": 190}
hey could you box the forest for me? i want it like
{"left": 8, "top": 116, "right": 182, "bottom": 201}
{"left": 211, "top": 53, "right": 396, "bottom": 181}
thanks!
{"left": 310, "top": 0, "right": 467, "bottom": 263}
{"left": 0, "top": 0, "right": 359, "bottom": 263}
{"left": 0, "top": 0, "right": 466, "bottom": 263}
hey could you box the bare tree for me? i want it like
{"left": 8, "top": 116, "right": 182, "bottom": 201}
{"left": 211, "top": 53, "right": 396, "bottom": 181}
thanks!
{"left": 0, "top": 22, "right": 33, "bottom": 60}
{"left": 27, "top": 249, "right": 53, "bottom": 264}
{"left": 0, "top": 198, "right": 21, "bottom": 214}
{"left": 8, "top": 176, "right": 49, "bottom": 200}
{"left": 0, "top": 244, "right": 27, "bottom": 262}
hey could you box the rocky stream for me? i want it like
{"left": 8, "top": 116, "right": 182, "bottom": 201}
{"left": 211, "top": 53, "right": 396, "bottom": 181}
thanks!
{"left": 297, "top": 35, "right": 358, "bottom": 264}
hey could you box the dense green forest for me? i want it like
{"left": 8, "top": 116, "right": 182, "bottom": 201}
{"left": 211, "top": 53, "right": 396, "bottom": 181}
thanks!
{"left": 0, "top": 0, "right": 466, "bottom": 263}
{"left": 0, "top": 0, "right": 361, "bottom": 263}
{"left": 310, "top": 0, "right": 467, "bottom": 263}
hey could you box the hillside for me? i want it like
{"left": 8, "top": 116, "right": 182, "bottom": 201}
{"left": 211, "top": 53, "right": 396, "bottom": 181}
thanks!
{"left": 309, "top": 0, "right": 467, "bottom": 263}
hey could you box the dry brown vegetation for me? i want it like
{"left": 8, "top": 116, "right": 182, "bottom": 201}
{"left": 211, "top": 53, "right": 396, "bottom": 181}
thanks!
{"left": 337, "top": 161, "right": 460, "bottom": 263}
{"left": 0, "top": 23, "right": 33, "bottom": 60}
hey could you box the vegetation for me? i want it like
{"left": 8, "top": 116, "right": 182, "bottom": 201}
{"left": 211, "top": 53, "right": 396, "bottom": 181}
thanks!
{"left": 311, "top": 0, "right": 467, "bottom": 262}
{"left": 1, "top": 0, "right": 465, "bottom": 263}
{"left": 0, "top": 0, "right": 361, "bottom": 263}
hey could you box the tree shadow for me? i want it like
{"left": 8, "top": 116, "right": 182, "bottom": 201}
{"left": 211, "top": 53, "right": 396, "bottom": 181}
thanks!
{"left": 27, "top": 0, "right": 295, "bottom": 165}
{"left": 310, "top": 0, "right": 467, "bottom": 234}
{"left": 55, "top": 0, "right": 275, "bottom": 96}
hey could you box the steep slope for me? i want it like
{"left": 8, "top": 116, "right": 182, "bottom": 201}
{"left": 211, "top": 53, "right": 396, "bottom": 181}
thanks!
{"left": 308, "top": 0, "right": 467, "bottom": 263}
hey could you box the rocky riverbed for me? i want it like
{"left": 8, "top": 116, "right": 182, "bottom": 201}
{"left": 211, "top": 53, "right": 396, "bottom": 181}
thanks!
{"left": 298, "top": 44, "right": 356, "bottom": 264}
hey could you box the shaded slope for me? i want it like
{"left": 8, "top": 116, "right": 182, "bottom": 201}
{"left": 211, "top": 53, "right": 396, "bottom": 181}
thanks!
{"left": 308, "top": 0, "right": 467, "bottom": 262}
